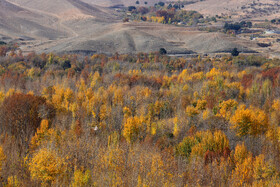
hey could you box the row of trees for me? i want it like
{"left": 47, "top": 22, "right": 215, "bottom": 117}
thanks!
{"left": 0, "top": 50, "right": 279, "bottom": 186}
{"left": 224, "top": 21, "right": 253, "bottom": 32}
{"left": 126, "top": 3, "right": 204, "bottom": 25}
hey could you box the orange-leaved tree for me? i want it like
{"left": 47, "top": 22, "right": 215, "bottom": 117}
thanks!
{"left": 0, "top": 93, "right": 55, "bottom": 154}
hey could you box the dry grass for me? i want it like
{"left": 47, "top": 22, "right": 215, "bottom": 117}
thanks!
{"left": 0, "top": 0, "right": 274, "bottom": 55}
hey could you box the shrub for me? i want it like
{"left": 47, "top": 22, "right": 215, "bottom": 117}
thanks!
{"left": 159, "top": 48, "right": 167, "bottom": 55}
{"left": 158, "top": 2, "right": 165, "bottom": 6}
{"left": 128, "top": 6, "right": 136, "bottom": 12}
{"left": 0, "top": 41, "right": 7, "bottom": 45}
{"left": 123, "top": 18, "right": 129, "bottom": 22}
{"left": 231, "top": 48, "right": 239, "bottom": 57}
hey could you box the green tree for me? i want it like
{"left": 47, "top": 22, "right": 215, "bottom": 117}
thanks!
{"left": 159, "top": 48, "right": 167, "bottom": 55}
{"left": 231, "top": 48, "right": 240, "bottom": 57}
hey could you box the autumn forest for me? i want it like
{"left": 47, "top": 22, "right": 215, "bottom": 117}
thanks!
{"left": 0, "top": 47, "right": 280, "bottom": 186}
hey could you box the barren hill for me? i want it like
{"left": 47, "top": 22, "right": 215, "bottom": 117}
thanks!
{"left": 0, "top": 0, "right": 65, "bottom": 40}
{"left": 0, "top": 0, "right": 268, "bottom": 55}
{"left": 183, "top": 0, "right": 280, "bottom": 20}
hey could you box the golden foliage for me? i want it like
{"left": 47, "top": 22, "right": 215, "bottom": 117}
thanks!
{"left": 71, "top": 168, "right": 92, "bottom": 187}
{"left": 266, "top": 125, "right": 280, "bottom": 143}
{"left": 234, "top": 142, "right": 249, "bottom": 165}
{"left": 186, "top": 106, "right": 199, "bottom": 118}
{"left": 173, "top": 117, "right": 179, "bottom": 138}
{"left": 1, "top": 51, "right": 280, "bottom": 186}
{"left": 123, "top": 116, "right": 145, "bottom": 143}
{"left": 176, "top": 130, "right": 229, "bottom": 159}
{"left": 232, "top": 155, "right": 254, "bottom": 186}
{"left": 150, "top": 16, "right": 165, "bottom": 23}
{"left": 90, "top": 71, "right": 101, "bottom": 88}
{"left": 218, "top": 99, "right": 238, "bottom": 120}
{"left": 196, "top": 99, "right": 207, "bottom": 110}
{"left": 253, "top": 154, "right": 276, "bottom": 181}
{"left": 29, "top": 148, "right": 66, "bottom": 185}
{"left": 0, "top": 91, "right": 5, "bottom": 103}
{"left": 0, "top": 145, "right": 5, "bottom": 173}
{"left": 7, "top": 175, "right": 20, "bottom": 187}
{"left": 230, "top": 105, "right": 269, "bottom": 137}
{"left": 202, "top": 109, "right": 211, "bottom": 120}
{"left": 30, "top": 119, "right": 53, "bottom": 151}
{"left": 206, "top": 68, "right": 230, "bottom": 79}
{"left": 97, "top": 146, "right": 125, "bottom": 186}
{"left": 146, "top": 154, "right": 165, "bottom": 186}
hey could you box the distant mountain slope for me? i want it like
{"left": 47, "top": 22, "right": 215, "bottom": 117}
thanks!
{"left": 0, "top": 0, "right": 262, "bottom": 55}
{"left": 0, "top": 0, "right": 65, "bottom": 40}
{"left": 38, "top": 22, "right": 257, "bottom": 55}
{"left": 7, "top": 0, "right": 116, "bottom": 20}
{"left": 183, "top": 0, "right": 280, "bottom": 19}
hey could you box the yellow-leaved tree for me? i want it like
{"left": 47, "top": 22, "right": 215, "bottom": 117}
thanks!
{"left": 173, "top": 117, "right": 179, "bottom": 138}
{"left": 196, "top": 99, "right": 207, "bottom": 111}
{"left": 234, "top": 142, "right": 249, "bottom": 165}
{"left": 123, "top": 116, "right": 146, "bottom": 144}
{"left": 176, "top": 130, "right": 230, "bottom": 161}
{"left": 71, "top": 168, "right": 92, "bottom": 187}
{"left": 253, "top": 154, "right": 276, "bottom": 181}
{"left": 95, "top": 146, "right": 125, "bottom": 186}
{"left": 185, "top": 106, "right": 199, "bottom": 118}
{"left": 0, "top": 145, "right": 5, "bottom": 173}
{"left": 230, "top": 105, "right": 268, "bottom": 137}
{"left": 232, "top": 155, "right": 254, "bottom": 186}
{"left": 29, "top": 148, "right": 66, "bottom": 185}
{"left": 145, "top": 154, "right": 165, "bottom": 186}
{"left": 218, "top": 99, "right": 238, "bottom": 120}
{"left": 30, "top": 119, "right": 53, "bottom": 151}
